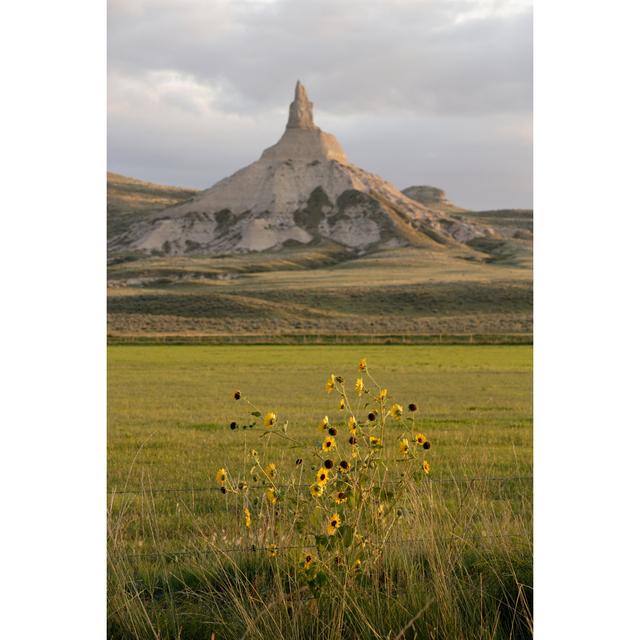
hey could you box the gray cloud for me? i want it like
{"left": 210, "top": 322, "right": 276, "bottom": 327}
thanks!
{"left": 108, "top": 0, "right": 532, "bottom": 209}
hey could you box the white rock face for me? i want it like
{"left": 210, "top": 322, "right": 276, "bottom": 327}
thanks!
{"left": 112, "top": 82, "right": 490, "bottom": 255}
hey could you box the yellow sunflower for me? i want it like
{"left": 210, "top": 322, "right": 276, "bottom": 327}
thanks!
{"left": 243, "top": 507, "right": 251, "bottom": 529}
{"left": 322, "top": 435, "right": 336, "bottom": 452}
{"left": 378, "top": 388, "right": 388, "bottom": 401}
{"left": 348, "top": 415, "right": 357, "bottom": 433}
{"left": 390, "top": 403, "right": 403, "bottom": 418}
{"left": 265, "top": 487, "right": 277, "bottom": 504}
{"left": 310, "top": 483, "right": 324, "bottom": 497}
{"left": 422, "top": 460, "right": 431, "bottom": 475}
{"left": 326, "top": 374, "right": 336, "bottom": 393}
{"left": 338, "top": 460, "right": 351, "bottom": 473}
{"left": 267, "top": 543, "right": 277, "bottom": 558}
{"left": 265, "top": 463, "right": 277, "bottom": 480}
{"left": 369, "top": 435, "right": 382, "bottom": 447}
{"left": 263, "top": 412, "right": 277, "bottom": 428}
{"left": 358, "top": 358, "right": 367, "bottom": 371}
{"left": 303, "top": 553, "right": 314, "bottom": 570}
{"left": 399, "top": 438, "right": 410, "bottom": 456}
{"left": 316, "top": 468, "right": 330, "bottom": 485}
{"left": 215, "top": 468, "right": 226, "bottom": 486}
{"left": 355, "top": 377, "right": 364, "bottom": 396}
{"left": 327, "top": 512, "right": 342, "bottom": 536}
{"left": 414, "top": 433, "right": 427, "bottom": 445}
{"left": 339, "top": 397, "right": 346, "bottom": 411}
{"left": 335, "top": 491, "right": 348, "bottom": 504}
{"left": 318, "top": 415, "right": 329, "bottom": 432}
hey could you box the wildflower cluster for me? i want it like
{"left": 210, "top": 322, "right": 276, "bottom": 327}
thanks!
{"left": 220, "top": 358, "right": 432, "bottom": 592}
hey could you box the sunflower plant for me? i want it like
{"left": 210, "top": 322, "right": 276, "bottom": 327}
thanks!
{"left": 220, "top": 358, "right": 432, "bottom": 595}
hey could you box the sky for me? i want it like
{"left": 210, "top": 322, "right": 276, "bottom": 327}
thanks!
{"left": 108, "top": 0, "right": 532, "bottom": 210}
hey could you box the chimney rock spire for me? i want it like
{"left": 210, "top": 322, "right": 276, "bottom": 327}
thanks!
{"left": 286, "top": 80, "right": 315, "bottom": 130}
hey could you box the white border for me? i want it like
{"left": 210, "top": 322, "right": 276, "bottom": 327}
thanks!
{"left": 535, "top": 1, "right": 640, "bottom": 637}
{"left": 1, "top": 1, "right": 106, "bottom": 637}
{"left": 2, "top": 1, "right": 640, "bottom": 637}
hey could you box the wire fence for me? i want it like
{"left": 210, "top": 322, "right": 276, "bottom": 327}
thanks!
{"left": 109, "top": 475, "right": 532, "bottom": 496}
{"left": 110, "top": 475, "right": 533, "bottom": 562}
{"left": 119, "top": 533, "right": 532, "bottom": 561}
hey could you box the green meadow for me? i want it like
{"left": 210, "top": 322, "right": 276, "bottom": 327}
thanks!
{"left": 108, "top": 345, "right": 532, "bottom": 639}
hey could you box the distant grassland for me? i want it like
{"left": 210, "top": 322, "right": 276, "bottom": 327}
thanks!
{"left": 108, "top": 247, "right": 532, "bottom": 338}
{"left": 108, "top": 345, "right": 532, "bottom": 638}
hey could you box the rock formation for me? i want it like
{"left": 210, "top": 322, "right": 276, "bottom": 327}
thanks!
{"left": 287, "top": 80, "right": 316, "bottom": 130}
{"left": 110, "top": 82, "right": 493, "bottom": 255}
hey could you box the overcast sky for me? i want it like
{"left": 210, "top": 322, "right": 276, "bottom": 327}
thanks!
{"left": 108, "top": 0, "right": 532, "bottom": 210}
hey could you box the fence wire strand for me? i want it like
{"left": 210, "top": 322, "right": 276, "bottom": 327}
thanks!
{"left": 119, "top": 533, "right": 531, "bottom": 561}
{"left": 109, "top": 475, "right": 532, "bottom": 496}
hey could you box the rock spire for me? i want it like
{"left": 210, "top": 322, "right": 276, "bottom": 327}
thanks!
{"left": 286, "top": 80, "right": 315, "bottom": 129}
{"left": 111, "top": 81, "right": 491, "bottom": 256}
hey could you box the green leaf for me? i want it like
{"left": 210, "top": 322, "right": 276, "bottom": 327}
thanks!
{"left": 314, "top": 534, "right": 329, "bottom": 551}
{"left": 314, "top": 571, "right": 328, "bottom": 587}
{"left": 340, "top": 525, "right": 354, "bottom": 547}
{"left": 250, "top": 411, "right": 261, "bottom": 417}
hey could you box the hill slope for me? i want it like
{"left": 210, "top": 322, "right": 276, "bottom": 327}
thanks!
{"left": 106, "top": 176, "right": 532, "bottom": 338}
{"left": 107, "top": 172, "right": 199, "bottom": 239}
{"left": 107, "top": 172, "right": 199, "bottom": 213}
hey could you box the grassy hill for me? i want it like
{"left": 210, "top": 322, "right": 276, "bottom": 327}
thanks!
{"left": 107, "top": 172, "right": 199, "bottom": 239}
{"left": 107, "top": 173, "right": 532, "bottom": 340}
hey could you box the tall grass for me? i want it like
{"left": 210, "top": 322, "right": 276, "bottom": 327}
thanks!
{"left": 108, "top": 473, "right": 532, "bottom": 639}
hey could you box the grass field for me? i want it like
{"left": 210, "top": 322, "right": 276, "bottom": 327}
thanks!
{"left": 107, "top": 246, "right": 532, "bottom": 337}
{"left": 108, "top": 345, "right": 532, "bottom": 639}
